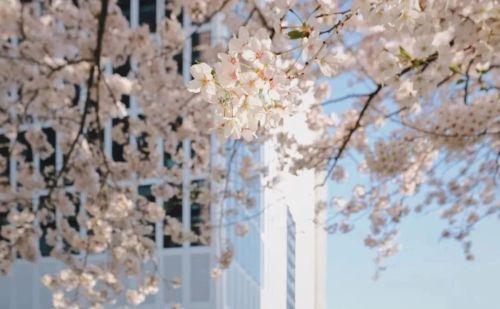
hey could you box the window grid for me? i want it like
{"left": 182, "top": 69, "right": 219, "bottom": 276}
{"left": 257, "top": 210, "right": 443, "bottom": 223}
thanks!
{"left": 224, "top": 143, "right": 263, "bottom": 285}
{"left": 0, "top": 0, "right": 210, "bottom": 255}
{"left": 0, "top": 2, "right": 221, "bottom": 308}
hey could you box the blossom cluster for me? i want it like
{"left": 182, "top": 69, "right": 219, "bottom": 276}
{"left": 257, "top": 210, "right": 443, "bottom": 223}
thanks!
{"left": 0, "top": 0, "right": 499, "bottom": 306}
{"left": 245, "top": 0, "right": 500, "bottom": 268}
{"left": 187, "top": 27, "right": 300, "bottom": 141}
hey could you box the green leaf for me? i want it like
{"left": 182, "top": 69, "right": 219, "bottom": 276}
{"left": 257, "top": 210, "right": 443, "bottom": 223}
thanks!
{"left": 288, "top": 30, "right": 307, "bottom": 40}
{"left": 456, "top": 79, "right": 465, "bottom": 85}
{"left": 449, "top": 64, "right": 461, "bottom": 74}
{"left": 476, "top": 68, "right": 487, "bottom": 75}
{"left": 411, "top": 59, "right": 425, "bottom": 67}
{"left": 399, "top": 46, "right": 412, "bottom": 62}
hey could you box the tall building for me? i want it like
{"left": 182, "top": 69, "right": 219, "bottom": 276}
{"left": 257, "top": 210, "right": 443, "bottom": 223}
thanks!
{"left": 0, "top": 1, "right": 326, "bottom": 309}
{"left": 260, "top": 106, "right": 327, "bottom": 309}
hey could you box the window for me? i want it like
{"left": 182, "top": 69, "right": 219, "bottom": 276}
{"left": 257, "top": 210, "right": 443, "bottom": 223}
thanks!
{"left": 136, "top": 115, "right": 153, "bottom": 162}
{"left": 62, "top": 192, "right": 80, "bottom": 255}
{"left": 83, "top": 124, "right": 105, "bottom": 181}
{"left": 165, "top": 5, "right": 184, "bottom": 74}
{"left": 111, "top": 117, "right": 130, "bottom": 162}
{"left": 85, "top": 124, "right": 104, "bottom": 147}
{"left": 162, "top": 179, "right": 210, "bottom": 248}
{"left": 39, "top": 196, "right": 56, "bottom": 257}
{"left": 113, "top": 56, "right": 131, "bottom": 109}
{"left": 191, "top": 32, "right": 200, "bottom": 63}
{"left": 38, "top": 193, "right": 81, "bottom": 257}
{"left": 192, "top": 31, "right": 211, "bottom": 63}
{"left": 39, "top": 128, "right": 56, "bottom": 183}
{"left": 163, "top": 119, "right": 182, "bottom": 169}
{"left": 0, "top": 210, "right": 9, "bottom": 243}
{"left": 190, "top": 179, "right": 210, "bottom": 246}
{"left": 163, "top": 151, "right": 177, "bottom": 169}
{"left": 117, "top": 0, "right": 131, "bottom": 22}
{"left": 163, "top": 192, "right": 182, "bottom": 248}
{"left": 0, "top": 135, "right": 10, "bottom": 185}
{"left": 223, "top": 143, "right": 262, "bottom": 283}
{"left": 15, "top": 131, "right": 34, "bottom": 187}
{"left": 16, "top": 131, "right": 33, "bottom": 163}
{"left": 139, "top": 0, "right": 157, "bottom": 33}
{"left": 138, "top": 185, "right": 156, "bottom": 241}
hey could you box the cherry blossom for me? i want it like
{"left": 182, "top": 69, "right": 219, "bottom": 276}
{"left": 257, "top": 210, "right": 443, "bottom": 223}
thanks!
{"left": 0, "top": 0, "right": 499, "bottom": 307}
{"left": 187, "top": 62, "right": 217, "bottom": 100}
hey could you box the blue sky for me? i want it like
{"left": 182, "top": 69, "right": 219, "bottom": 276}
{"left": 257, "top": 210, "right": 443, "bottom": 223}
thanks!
{"left": 324, "top": 74, "right": 500, "bottom": 309}
{"left": 327, "top": 205, "right": 500, "bottom": 309}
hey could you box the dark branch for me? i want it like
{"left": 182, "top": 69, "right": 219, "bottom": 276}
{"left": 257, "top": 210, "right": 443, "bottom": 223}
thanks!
{"left": 320, "top": 12, "right": 352, "bottom": 35}
{"left": 397, "top": 52, "right": 438, "bottom": 77}
{"left": 52, "top": 0, "right": 110, "bottom": 186}
{"left": 320, "top": 92, "right": 373, "bottom": 106}
{"left": 320, "top": 84, "right": 382, "bottom": 186}
{"left": 316, "top": 9, "right": 351, "bottom": 19}
{"left": 463, "top": 58, "right": 474, "bottom": 105}
{"left": 254, "top": 3, "right": 275, "bottom": 37}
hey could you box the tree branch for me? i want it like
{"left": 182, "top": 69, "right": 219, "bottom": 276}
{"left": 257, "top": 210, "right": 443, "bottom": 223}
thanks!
{"left": 320, "top": 92, "right": 373, "bottom": 106}
{"left": 52, "top": 0, "right": 110, "bottom": 187}
{"left": 463, "top": 58, "right": 474, "bottom": 105}
{"left": 320, "top": 84, "right": 382, "bottom": 186}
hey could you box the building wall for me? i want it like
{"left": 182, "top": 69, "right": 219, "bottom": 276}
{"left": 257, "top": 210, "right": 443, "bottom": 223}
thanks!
{"left": 221, "top": 142, "right": 264, "bottom": 309}
{"left": 287, "top": 208, "right": 297, "bottom": 309}
{"left": 261, "top": 94, "right": 327, "bottom": 309}
{"left": 0, "top": 1, "right": 219, "bottom": 309}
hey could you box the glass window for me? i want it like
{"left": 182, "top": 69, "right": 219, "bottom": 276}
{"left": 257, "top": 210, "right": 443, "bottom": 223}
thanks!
{"left": 39, "top": 128, "right": 56, "bottom": 183}
{"left": 138, "top": 185, "right": 155, "bottom": 202}
{"left": 136, "top": 133, "right": 150, "bottom": 160}
{"left": 16, "top": 131, "right": 33, "bottom": 163}
{"left": 0, "top": 135, "right": 9, "bottom": 186}
{"left": 191, "top": 32, "right": 200, "bottom": 64}
{"left": 39, "top": 196, "right": 56, "bottom": 257}
{"left": 85, "top": 125, "right": 104, "bottom": 149}
{"left": 173, "top": 52, "right": 183, "bottom": 75}
{"left": 163, "top": 136, "right": 182, "bottom": 169}
{"left": 139, "top": 0, "right": 157, "bottom": 33}
{"left": 163, "top": 193, "right": 182, "bottom": 248}
{"left": 138, "top": 185, "right": 156, "bottom": 241}
{"left": 136, "top": 115, "right": 152, "bottom": 161}
{"left": 111, "top": 117, "right": 129, "bottom": 162}
{"left": 15, "top": 132, "right": 34, "bottom": 188}
{"left": 62, "top": 193, "right": 80, "bottom": 255}
{"left": 165, "top": 5, "right": 183, "bottom": 74}
{"left": 192, "top": 31, "right": 211, "bottom": 63}
{"left": 190, "top": 180, "right": 210, "bottom": 246}
{"left": 0, "top": 210, "right": 9, "bottom": 243}
{"left": 117, "top": 0, "right": 131, "bottom": 22}
{"left": 113, "top": 56, "right": 131, "bottom": 109}
{"left": 163, "top": 151, "right": 176, "bottom": 169}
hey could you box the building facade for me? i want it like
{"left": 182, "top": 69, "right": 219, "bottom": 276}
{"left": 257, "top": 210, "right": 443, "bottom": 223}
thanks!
{"left": 0, "top": 1, "right": 326, "bottom": 309}
{"left": 260, "top": 108, "right": 327, "bottom": 309}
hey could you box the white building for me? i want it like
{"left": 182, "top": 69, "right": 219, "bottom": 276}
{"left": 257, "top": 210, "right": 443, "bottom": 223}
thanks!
{"left": 0, "top": 1, "right": 326, "bottom": 308}
{"left": 259, "top": 104, "right": 327, "bottom": 309}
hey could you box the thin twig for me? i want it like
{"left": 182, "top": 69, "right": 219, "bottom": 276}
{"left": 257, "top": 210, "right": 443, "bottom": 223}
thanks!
{"left": 463, "top": 58, "right": 474, "bottom": 105}
{"left": 319, "top": 84, "right": 382, "bottom": 186}
{"left": 320, "top": 92, "right": 373, "bottom": 106}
